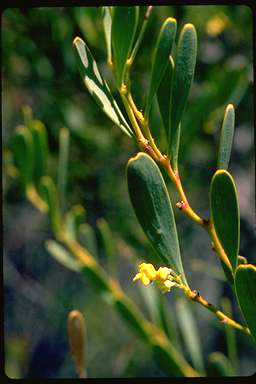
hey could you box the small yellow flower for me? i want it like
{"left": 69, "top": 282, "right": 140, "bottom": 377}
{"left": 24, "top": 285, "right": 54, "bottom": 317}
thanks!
{"left": 133, "top": 263, "right": 176, "bottom": 293}
{"left": 132, "top": 263, "right": 157, "bottom": 285}
{"left": 156, "top": 266, "right": 172, "bottom": 281}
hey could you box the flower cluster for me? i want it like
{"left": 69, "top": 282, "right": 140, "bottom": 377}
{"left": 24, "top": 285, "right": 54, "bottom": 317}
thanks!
{"left": 132, "top": 263, "right": 176, "bottom": 293}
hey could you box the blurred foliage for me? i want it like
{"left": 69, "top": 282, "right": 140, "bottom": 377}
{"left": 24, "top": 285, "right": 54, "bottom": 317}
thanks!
{"left": 3, "top": 5, "right": 255, "bottom": 378}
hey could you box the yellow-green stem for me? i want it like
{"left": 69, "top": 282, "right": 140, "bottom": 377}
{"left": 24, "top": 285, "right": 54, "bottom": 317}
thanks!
{"left": 181, "top": 286, "right": 251, "bottom": 336}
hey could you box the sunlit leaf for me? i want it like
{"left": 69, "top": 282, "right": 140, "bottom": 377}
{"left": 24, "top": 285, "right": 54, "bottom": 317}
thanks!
{"left": 73, "top": 36, "right": 134, "bottom": 138}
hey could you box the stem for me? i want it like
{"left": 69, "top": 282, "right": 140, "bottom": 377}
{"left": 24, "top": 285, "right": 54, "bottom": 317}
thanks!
{"left": 179, "top": 285, "right": 251, "bottom": 336}
{"left": 121, "top": 92, "right": 145, "bottom": 144}
{"left": 127, "top": 6, "right": 153, "bottom": 67}
{"left": 206, "top": 221, "right": 233, "bottom": 272}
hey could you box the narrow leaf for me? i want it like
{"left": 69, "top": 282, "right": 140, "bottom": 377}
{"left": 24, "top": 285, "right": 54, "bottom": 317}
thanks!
{"left": 58, "top": 127, "right": 69, "bottom": 210}
{"left": 31, "top": 120, "right": 49, "bottom": 185}
{"left": 157, "top": 56, "right": 174, "bottom": 140}
{"left": 176, "top": 299, "right": 205, "bottom": 373}
{"left": 102, "top": 7, "right": 112, "bottom": 66}
{"left": 217, "top": 104, "right": 235, "bottom": 169}
{"left": 39, "top": 176, "right": 61, "bottom": 236}
{"left": 12, "top": 125, "right": 34, "bottom": 190}
{"left": 96, "top": 218, "right": 115, "bottom": 271}
{"left": 207, "top": 352, "right": 234, "bottom": 376}
{"left": 78, "top": 223, "right": 98, "bottom": 258}
{"left": 145, "top": 18, "right": 177, "bottom": 119}
{"left": 169, "top": 23, "right": 197, "bottom": 170}
{"left": 45, "top": 239, "right": 81, "bottom": 272}
{"left": 73, "top": 36, "right": 134, "bottom": 138}
{"left": 235, "top": 264, "right": 256, "bottom": 343}
{"left": 210, "top": 170, "right": 240, "bottom": 272}
{"left": 64, "top": 205, "right": 86, "bottom": 241}
{"left": 111, "top": 6, "right": 139, "bottom": 88}
{"left": 127, "top": 152, "right": 187, "bottom": 284}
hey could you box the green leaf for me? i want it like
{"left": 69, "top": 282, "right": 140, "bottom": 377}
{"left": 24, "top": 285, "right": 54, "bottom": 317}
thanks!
{"left": 127, "top": 152, "right": 187, "bottom": 284}
{"left": 207, "top": 352, "right": 234, "bottom": 376}
{"left": 73, "top": 36, "right": 134, "bottom": 138}
{"left": 237, "top": 255, "right": 247, "bottom": 265}
{"left": 111, "top": 6, "right": 139, "bottom": 88}
{"left": 78, "top": 223, "right": 98, "bottom": 259}
{"left": 45, "top": 240, "right": 81, "bottom": 272}
{"left": 217, "top": 104, "right": 235, "bottom": 170}
{"left": 114, "top": 297, "right": 150, "bottom": 342}
{"left": 221, "top": 297, "right": 238, "bottom": 374}
{"left": 176, "top": 298, "right": 205, "bottom": 374}
{"left": 96, "top": 218, "right": 115, "bottom": 271}
{"left": 169, "top": 23, "right": 197, "bottom": 170}
{"left": 64, "top": 205, "right": 86, "bottom": 241}
{"left": 102, "top": 7, "right": 112, "bottom": 66}
{"left": 157, "top": 56, "right": 174, "bottom": 140}
{"left": 210, "top": 169, "right": 240, "bottom": 273}
{"left": 12, "top": 125, "right": 34, "bottom": 190}
{"left": 235, "top": 264, "right": 256, "bottom": 343}
{"left": 152, "top": 342, "right": 199, "bottom": 377}
{"left": 145, "top": 18, "right": 177, "bottom": 119}
{"left": 31, "top": 120, "right": 49, "bottom": 185}
{"left": 57, "top": 127, "right": 69, "bottom": 210}
{"left": 39, "top": 176, "right": 61, "bottom": 236}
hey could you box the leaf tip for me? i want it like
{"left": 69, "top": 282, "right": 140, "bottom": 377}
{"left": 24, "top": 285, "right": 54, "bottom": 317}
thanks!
{"left": 127, "top": 152, "right": 144, "bottom": 166}
{"left": 73, "top": 36, "right": 83, "bottom": 46}
{"left": 226, "top": 103, "right": 234, "bottom": 111}
{"left": 184, "top": 23, "right": 196, "bottom": 31}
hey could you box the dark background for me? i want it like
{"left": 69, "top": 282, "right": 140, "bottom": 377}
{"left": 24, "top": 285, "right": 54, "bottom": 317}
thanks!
{"left": 2, "top": 5, "right": 255, "bottom": 378}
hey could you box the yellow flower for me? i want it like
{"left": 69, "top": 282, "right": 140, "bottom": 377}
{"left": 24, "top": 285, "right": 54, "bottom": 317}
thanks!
{"left": 133, "top": 263, "right": 176, "bottom": 292}
{"left": 156, "top": 266, "right": 172, "bottom": 281}
{"left": 132, "top": 263, "right": 157, "bottom": 286}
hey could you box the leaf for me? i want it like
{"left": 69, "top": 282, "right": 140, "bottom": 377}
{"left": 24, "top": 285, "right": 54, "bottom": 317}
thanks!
{"left": 145, "top": 18, "right": 177, "bottom": 119}
{"left": 217, "top": 104, "right": 235, "bottom": 169}
{"left": 114, "top": 297, "right": 150, "bottom": 342}
{"left": 169, "top": 23, "right": 197, "bottom": 170}
{"left": 210, "top": 169, "right": 240, "bottom": 272}
{"left": 96, "top": 218, "right": 115, "bottom": 271}
{"left": 78, "top": 223, "right": 98, "bottom": 259}
{"left": 45, "top": 239, "right": 82, "bottom": 272}
{"left": 157, "top": 56, "right": 174, "bottom": 140}
{"left": 152, "top": 342, "right": 199, "bottom": 377}
{"left": 57, "top": 127, "right": 69, "bottom": 210}
{"left": 64, "top": 205, "right": 86, "bottom": 241}
{"left": 237, "top": 255, "right": 247, "bottom": 265}
{"left": 12, "top": 125, "right": 34, "bottom": 190}
{"left": 73, "top": 36, "right": 134, "bottom": 138}
{"left": 111, "top": 6, "right": 139, "bottom": 88}
{"left": 31, "top": 120, "right": 49, "bottom": 185}
{"left": 207, "top": 352, "right": 234, "bottom": 376}
{"left": 127, "top": 152, "right": 187, "bottom": 284}
{"left": 39, "top": 176, "right": 61, "bottom": 236}
{"left": 102, "top": 7, "right": 112, "bottom": 66}
{"left": 176, "top": 298, "right": 205, "bottom": 373}
{"left": 235, "top": 264, "right": 256, "bottom": 343}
